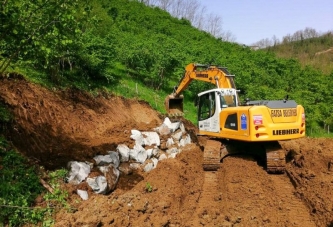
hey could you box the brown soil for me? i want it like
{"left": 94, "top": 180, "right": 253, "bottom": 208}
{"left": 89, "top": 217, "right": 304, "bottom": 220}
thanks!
{"left": 1, "top": 76, "right": 333, "bottom": 227}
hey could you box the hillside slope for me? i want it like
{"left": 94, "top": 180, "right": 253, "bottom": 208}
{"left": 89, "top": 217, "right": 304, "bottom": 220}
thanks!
{"left": 1, "top": 76, "right": 333, "bottom": 226}
{"left": 267, "top": 33, "right": 333, "bottom": 74}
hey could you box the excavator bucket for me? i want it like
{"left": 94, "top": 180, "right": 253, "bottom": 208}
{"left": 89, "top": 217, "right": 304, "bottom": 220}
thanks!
{"left": 165, "top": 94, "right": 184, "bottom": 116}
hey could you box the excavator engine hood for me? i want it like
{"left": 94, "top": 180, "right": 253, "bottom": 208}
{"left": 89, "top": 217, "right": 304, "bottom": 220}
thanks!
{"left": 247, "top": 100, "right": 300, "bottom": 123}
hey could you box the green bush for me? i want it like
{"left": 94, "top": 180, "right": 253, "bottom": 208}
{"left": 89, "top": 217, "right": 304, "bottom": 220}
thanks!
{"left": 0, "top": 137, "right": 72, "bottom": 226}
{"left": 0, "top": 137, "right": 44, "bottom": 226}
{"left": 43, "top": 168, "right": 69, "bottom": 209}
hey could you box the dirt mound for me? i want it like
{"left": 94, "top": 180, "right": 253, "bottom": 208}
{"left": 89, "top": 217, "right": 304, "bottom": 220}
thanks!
{"left": 1, "top": 78, "right": 333, "bottom": 226}
{"left": 282, "top": 138, "right": 333, "bottom": 226}
{"left": 0, "top": 77, "right": 162, "bottom": 169}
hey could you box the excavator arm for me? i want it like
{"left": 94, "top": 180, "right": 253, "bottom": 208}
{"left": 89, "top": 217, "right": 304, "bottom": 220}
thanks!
{"left": 165, "top": 63, "right": 237, "bottom": 116}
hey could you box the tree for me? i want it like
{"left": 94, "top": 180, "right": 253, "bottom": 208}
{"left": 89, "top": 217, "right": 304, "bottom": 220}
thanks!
{"left": 272, "top": 35, "right": 280, "bottom": 46}
{"left": 303, "top": 27, "right": 318, "bottom": 39}
{"left": 0, "top": 0, "right": 88, "bottom": 75}
{"left": 220, "top": 30, "right": 236, "bottom": 42}
{"left": 192, "top": 5, "right": 206, "bottom": 30}
{"left": 204, "top": 13, "right": 223, "bottom": 38}
{"left": 157, "top": 0, "right": 173, "bottom": 11}
{"left": 252, "top": 38, "right": 273, "bottom": 49}
{"left": 141, "top": 0, "right": 233, "bottom": 40}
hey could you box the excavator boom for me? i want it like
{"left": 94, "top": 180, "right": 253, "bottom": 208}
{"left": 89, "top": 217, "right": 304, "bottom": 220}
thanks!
{"left": 165, "top": 63, "right": 237, "bottom": 116}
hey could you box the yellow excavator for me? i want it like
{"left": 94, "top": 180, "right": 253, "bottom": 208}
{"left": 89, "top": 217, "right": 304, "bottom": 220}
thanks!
{"left": 165, "top": 63, "right": 306, "bottom": 172}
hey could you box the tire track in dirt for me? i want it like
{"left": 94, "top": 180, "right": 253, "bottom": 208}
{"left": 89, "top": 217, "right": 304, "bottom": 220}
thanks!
{"left": 269, "top": 174, "right": 316, "bottom": 227}
{"left": 187, "top": 171, "right": 222, "bottom": 226}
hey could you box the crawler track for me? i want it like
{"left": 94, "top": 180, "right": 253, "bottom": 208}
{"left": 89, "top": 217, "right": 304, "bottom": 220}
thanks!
{"left": 202, "top": 139, "right": 287, "bottom": 173}
{"left": 202, "top": 140, "right": 221, "bottom": 171}
{"left": 266, "top": 142, "right": 286, "bottom": 173}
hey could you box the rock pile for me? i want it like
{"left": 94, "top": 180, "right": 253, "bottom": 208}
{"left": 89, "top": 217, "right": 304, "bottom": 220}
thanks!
{"left": 66, "top": 117, "right": 192, "bottom": 200}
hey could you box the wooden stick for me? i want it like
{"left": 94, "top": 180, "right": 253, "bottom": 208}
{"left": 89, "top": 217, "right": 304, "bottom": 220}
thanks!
{"left": 39, "top": 178, "right": 54, "bottom": 194}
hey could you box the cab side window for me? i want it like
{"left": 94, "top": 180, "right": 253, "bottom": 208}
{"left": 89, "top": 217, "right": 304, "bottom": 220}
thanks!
{"left": 198, "top": 92, "right": 215, "bottom": 121}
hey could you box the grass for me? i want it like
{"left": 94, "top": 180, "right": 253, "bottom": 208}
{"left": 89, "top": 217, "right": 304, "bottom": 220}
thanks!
{"left": 0, "top": 137, "right": 44, "bottom": 226}
{"left": 306, "top": 128, "right": 333, "bottom": 138}
{"left": 106, "top": 66, "right": 198, "bottom": 124}
{"left": 0, "top": 136, "right": 72, "bottom": 226}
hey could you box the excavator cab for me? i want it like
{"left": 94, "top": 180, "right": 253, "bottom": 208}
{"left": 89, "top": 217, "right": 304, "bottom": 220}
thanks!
{"left": 197, "top": 88, "right": 238, "bottom": 132}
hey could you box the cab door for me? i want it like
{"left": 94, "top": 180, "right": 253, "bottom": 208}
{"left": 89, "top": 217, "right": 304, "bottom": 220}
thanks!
{"left": 197, "top": 91, "right": 220, "bottom": 132}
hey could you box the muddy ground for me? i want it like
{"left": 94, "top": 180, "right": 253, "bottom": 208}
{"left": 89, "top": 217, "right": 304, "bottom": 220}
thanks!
{"left": 1, "top": 76, "right": 333, "bottom": 227}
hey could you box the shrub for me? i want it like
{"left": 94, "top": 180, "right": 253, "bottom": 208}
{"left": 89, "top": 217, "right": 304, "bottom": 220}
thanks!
{"left": 0, "top": 137, "right": 44, "bottom": 226}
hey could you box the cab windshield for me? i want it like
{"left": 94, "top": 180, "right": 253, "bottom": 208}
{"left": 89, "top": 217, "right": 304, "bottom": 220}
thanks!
{"left": 220, "top": 94, "right": 237, "bottom": 108}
